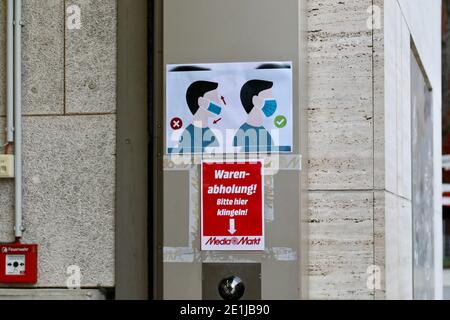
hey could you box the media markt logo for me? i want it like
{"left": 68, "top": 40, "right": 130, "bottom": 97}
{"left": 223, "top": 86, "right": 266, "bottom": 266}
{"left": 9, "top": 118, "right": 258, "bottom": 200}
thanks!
{"left": 205, "top": 236, "right": 261, "bottom": 246}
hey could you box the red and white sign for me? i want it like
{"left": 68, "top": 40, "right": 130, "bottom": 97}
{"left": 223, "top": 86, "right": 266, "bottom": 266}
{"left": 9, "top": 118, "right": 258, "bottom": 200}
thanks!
{"left": 0, "top": 243, "right": 38, "bottom": 284}
{"left": 201, "top": 160, "right": 264, "bottom": 251}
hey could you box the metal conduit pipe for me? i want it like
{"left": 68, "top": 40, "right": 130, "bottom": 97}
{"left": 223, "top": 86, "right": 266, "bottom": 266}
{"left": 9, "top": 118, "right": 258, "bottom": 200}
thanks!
{"left": 6, "top": 0, "right": 14, "bottom": 143}
{"left": 14, "top": 0, "right": 23, "bottom": 239}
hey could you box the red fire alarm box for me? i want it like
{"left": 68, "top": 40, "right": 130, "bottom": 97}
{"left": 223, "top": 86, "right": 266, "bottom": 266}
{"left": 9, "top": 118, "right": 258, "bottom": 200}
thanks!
{"left": 0, "top": 243, "right": 38, "bottom": 284}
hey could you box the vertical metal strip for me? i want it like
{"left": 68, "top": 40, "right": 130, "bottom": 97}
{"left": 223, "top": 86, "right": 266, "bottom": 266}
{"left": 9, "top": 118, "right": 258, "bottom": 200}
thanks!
{"left": 153, "top": 0, "right": 164, "bottom": 300}
{"left": 6, "top": 0, "right": 14, "bottom": 143}
{"left": 14, "top": 0, "right": 23, "bottom": 238}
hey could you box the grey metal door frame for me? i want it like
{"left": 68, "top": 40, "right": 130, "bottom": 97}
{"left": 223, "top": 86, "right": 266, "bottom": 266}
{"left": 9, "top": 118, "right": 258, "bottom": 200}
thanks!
{"left": 116, "top": 0, "right": 154, "bottom": 300}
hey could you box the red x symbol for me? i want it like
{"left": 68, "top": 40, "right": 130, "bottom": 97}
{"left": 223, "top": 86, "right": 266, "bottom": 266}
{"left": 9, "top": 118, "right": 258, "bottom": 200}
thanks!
{"left": 170, "top": 117, "right": 183, "bottom": 130}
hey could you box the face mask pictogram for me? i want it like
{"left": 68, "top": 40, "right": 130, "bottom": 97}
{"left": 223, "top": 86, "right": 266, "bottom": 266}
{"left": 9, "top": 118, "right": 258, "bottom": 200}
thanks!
{"left": 206, "top": 101, "right": 222, "bottom": 116}
{"left": 261, "top": 99, "right": 277, "bottom": 117}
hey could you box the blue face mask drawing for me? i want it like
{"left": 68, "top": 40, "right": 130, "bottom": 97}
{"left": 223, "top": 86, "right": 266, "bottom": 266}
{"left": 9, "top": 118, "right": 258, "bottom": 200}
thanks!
{"left": 261, "top": 99, "right": 277, "bottom": 117}
{"left": 207, "top": 102, "right": 222, "bottom": 115}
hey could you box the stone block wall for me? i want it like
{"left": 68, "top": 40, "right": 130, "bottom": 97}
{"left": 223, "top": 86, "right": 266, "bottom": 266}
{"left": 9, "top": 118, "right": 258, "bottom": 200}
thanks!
{"left": 0, "top": 0, "right": 116, "bottom": 289}
{"left": 307, "top": 0, "right": 376, "bottom": 299}
{"left": 307, "top": 0, "right": 442, "bottom": 300}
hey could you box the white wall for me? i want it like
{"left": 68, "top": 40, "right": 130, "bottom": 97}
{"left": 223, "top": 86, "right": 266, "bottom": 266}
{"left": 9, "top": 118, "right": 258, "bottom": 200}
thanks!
{"left": 384, "top": 0, "right": 443, "bottom": 299}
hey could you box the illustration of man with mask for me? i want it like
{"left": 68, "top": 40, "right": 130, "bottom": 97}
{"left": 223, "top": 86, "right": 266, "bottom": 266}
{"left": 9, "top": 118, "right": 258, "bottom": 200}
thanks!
{"left": 233, "top": 80, "right": 277, "bottom": 153}
{"left": 176, "top": 80, "right": 222, "bottom": 153}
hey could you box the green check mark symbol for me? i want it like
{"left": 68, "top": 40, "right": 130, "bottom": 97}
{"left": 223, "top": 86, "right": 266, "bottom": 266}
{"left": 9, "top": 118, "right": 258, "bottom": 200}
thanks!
{"left": 275, "top": 115, "right": 287, "bottom": 128}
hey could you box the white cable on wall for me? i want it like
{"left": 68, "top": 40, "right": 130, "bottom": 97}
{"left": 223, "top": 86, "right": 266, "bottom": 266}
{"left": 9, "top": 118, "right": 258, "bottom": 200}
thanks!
{"left": 6, "top": 0, "right": 14, "bottom": 143}
{"left": 14, "top": 0, "right": 23, "bottom": 239}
